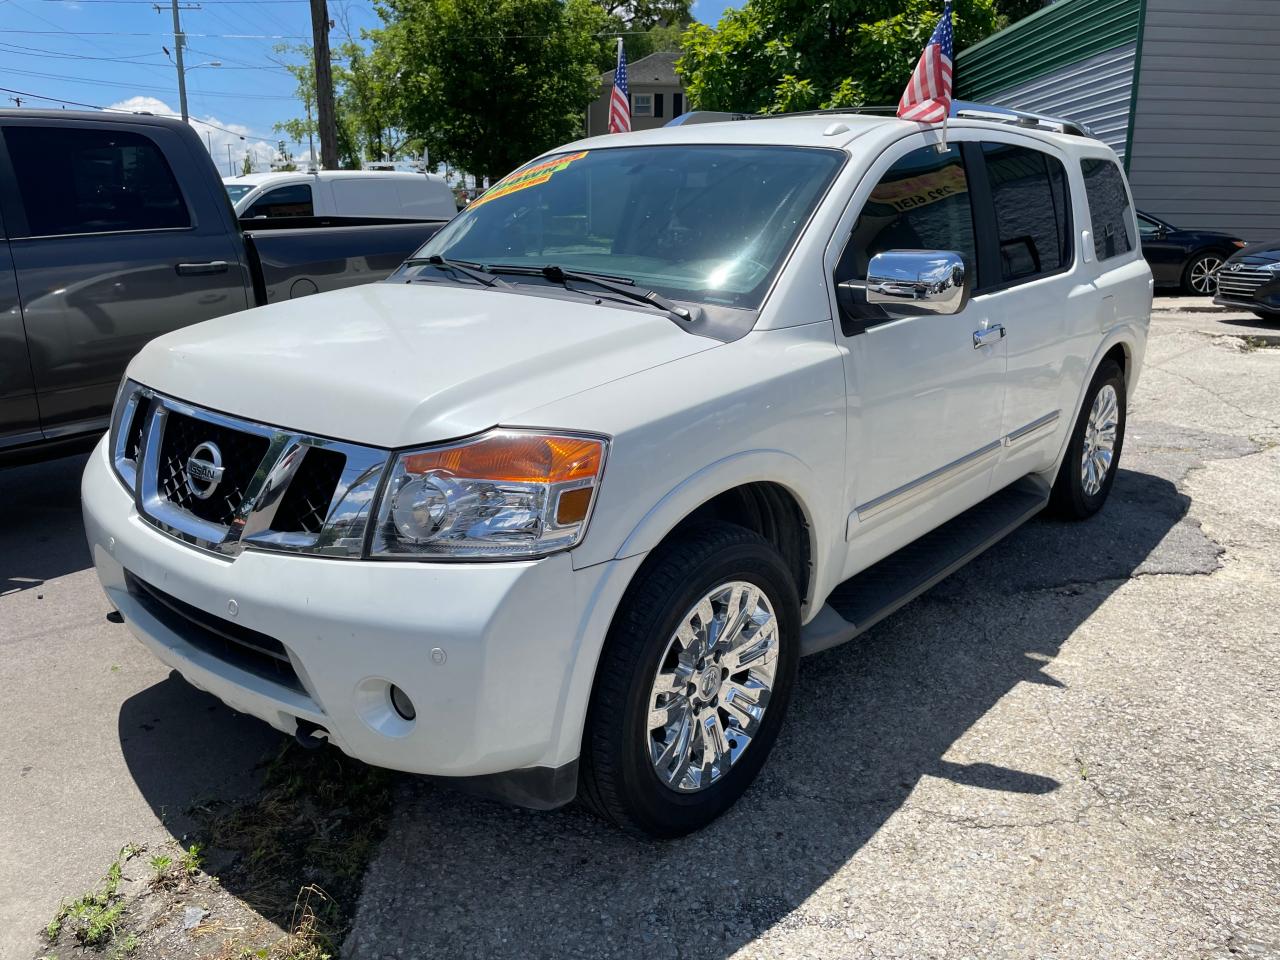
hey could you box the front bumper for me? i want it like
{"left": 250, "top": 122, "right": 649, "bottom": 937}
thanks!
{"left": 83, "top": 439, "right": 630, "bottom": 806}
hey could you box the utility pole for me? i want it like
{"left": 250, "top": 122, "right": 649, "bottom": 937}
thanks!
{"left": 169, "top": 0, "right": 187, "bottom": 121}
{"left": 304, "top": 95, "right": 316, "bottom": 170}
{"left": 226, "top": 143, "right": 233, "bottom": 176}
{"left": 157, "top": 0, "right": 200, "bottom": 122}
{"left": 9, "top": 96, "right": 22, "bottom": 107}
{"left": 309, "top": 0, "right": 338, "bottom": 169}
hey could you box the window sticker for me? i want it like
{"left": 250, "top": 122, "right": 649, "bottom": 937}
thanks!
{"left": 870, "top": 164, "right": 968, "bottom": 213}
{"left": 471, "top": 151, "right": 590, "bottom": 208}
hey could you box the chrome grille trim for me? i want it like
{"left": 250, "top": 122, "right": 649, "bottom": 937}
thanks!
{"left": 1216, "top": 268, "right": 1270, "bottom": 298}
{"left": 124, "top": 387, "right": 390, "bottom": 559}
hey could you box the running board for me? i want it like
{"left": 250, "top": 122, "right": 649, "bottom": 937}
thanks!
{"left": 801, "top": 475, "right": 1051, "bottom": 657}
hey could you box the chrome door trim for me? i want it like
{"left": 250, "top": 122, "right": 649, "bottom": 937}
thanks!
{"left": 1004, "top": 410, "right": 1061, "bottom": 447}
{"left": 855, "top": 439, "right": 1003, "bottom": 521}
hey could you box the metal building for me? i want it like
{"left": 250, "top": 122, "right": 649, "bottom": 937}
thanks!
{"left": 955, "top": 0, "right": 1280, "bottom": 240}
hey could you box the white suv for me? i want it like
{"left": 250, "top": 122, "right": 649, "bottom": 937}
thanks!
{"left": 83, "top": 106, "right": 1152, "bottom": 837}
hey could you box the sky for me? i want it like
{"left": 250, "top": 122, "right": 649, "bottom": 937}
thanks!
{"left": 0, "top": 0, "right": 736, "bottom": 173}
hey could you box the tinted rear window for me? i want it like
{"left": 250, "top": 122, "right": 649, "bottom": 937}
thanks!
{"left": 1081, "top": 158, "right": 1135, "bottom": 261}
{"left": 4, "top": 125, "right": 190, "bottom": 237}
{"left": 982, "top": 142, "right": 1072, "bottom": 283}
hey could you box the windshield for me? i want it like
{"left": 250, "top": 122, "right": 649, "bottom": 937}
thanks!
{"left": 224, "top": 183, "right": 255, "bottom": 203}
{"left": 415, "top": 144, "right": 844, "bottom": 310}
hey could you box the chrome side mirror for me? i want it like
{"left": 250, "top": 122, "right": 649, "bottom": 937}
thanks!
{"left": 863, "top": 250, "right": 969, "bottom": 317}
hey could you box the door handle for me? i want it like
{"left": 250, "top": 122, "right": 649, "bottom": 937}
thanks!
{"left": 973, "top": 324, "right": 1005, "bottom": 349}
{"left": 176, "top": 260, "right": 229, "bottom": 276}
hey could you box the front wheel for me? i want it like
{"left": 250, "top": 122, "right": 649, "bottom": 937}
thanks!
{"left": 1050, "top": 359, "right": 1127, "bottom": 520}
{"left": 1183, "top": 251, "right": 1224, "bottom": 295}
{"left": 579, "top": 522, "right": 800, "bottom": 838}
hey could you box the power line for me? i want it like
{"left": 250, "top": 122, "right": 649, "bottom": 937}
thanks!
{"left": 0, "top": 83, "right": 280, "bottom": 142}
{"left": 0, "top": 28, "right": 312, "bottom": 38}
{"left": 0, "top": 26, "right": 656, "bottom": 39}
{"left": 0, "top": 64, "right": 297, "bottom": 98}
{"left": 0, "top": 39, "right": 167, "bottom": 61}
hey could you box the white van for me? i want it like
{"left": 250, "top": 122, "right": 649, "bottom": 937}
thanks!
{"left": 224, "top": 170, "right": 457, "bottom": 221}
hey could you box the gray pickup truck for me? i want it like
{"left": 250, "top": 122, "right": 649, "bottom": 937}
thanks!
{"left": 0, "top": 110, "right": 448, "bottom": 464}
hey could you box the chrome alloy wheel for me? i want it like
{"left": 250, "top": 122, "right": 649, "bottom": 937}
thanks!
{"left": 645, "top": 581, "right": 780, "bottom": 793}
{"left": 1081, "top": 384, "right": 1120, "bottom": 496}
{"left": 1189, "top": 255, "right": 1222, "bottom": 294}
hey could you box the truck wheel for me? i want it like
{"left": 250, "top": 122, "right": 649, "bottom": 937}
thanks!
{"left": 579, "top": 522, "right": 799, "bottom": 838}
{"left": 1050, "top": 359, "right": 1126, "bottom": 520}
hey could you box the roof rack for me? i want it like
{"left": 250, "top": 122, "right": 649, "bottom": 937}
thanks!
{"left": 948, "top": 100, "right": 1093, "bottom": 137}
{"left": 667, "top": 101, "right": 1094, "bottom": 139}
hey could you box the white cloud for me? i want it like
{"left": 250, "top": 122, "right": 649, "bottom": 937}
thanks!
{"left": 107, "top": 96, "right": 278, "bottom": 176}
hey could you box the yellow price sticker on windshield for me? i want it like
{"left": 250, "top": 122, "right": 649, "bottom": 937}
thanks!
{"left": 471, "top": 151, "right": 589, "bottom": 209}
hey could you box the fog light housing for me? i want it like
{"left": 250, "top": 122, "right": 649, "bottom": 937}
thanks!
{"left": 388, "top": 684, "right": 416, "bottom": 721}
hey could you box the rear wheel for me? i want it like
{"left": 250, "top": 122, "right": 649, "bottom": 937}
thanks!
{"left": 1050, "top": 359, "right": 1126, "bottom": 520}
{"left": 579, "top": 522, "right": 799, "bottom": 838}
{"left": 1183, "top": 251, "right": 1224, "bottom": 295}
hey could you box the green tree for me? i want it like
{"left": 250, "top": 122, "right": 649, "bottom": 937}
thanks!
{"left": 273, "top": 39, "right": 418, "bottom": 168}
{"left": 373, "top": 0, "right": 611, "bottom": 182}
{"left": 679, "top": 0, "right": 1005, "bottom": 114}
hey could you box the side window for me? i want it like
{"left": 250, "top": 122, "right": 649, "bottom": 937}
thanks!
{"left": 3, "top": 125, "right": 190, "bottom": 237}
{"left": 981, "top": 142, "right": 1071, "bottom": 283}
{"left": 835, "top": 143, "right": 977, "bottom": 283}
{"left": 1081, "top": 158, "right": 1135, "bottom": 260}
{"left": 244, "top": 183, "right": 314, "bottom": 219}
{"left": 1138, "top": 215, "right": 1161, "bottom": 239}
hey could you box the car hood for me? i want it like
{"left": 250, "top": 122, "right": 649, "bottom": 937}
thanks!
{"left": 128, "top": 281, "right": 719, "bottom": 448}
{"left": 1228, "top": 239, "right": 1280, "bottom": 262}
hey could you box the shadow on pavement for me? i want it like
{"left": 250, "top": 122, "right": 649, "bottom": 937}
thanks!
{"left": 117, "top": 675, "right": 281, "bottom": 838}
{"left": 114, "top": 466, "right": 1193, "bottom": 959}
{"left": 0, "top": 452, "right": 92, "bottom": 595}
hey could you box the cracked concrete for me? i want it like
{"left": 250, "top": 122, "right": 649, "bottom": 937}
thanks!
{"left": 343, "top": 308, "right": 1280, "bottom": 960}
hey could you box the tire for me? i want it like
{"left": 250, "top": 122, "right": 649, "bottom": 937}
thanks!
{"left": 579, "top": 522, "right": 800, "bottom": 838}
{"left": 1050, "top": 359, "right": 1127, "bottom": 520}
{"left": 1253, "top": 310, "right": 1280, "bottom": 323}
{"left": 1182, "top": 251, "right": 1225, "bottom": 296}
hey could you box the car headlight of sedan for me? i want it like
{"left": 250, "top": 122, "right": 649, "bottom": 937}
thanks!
{"left": 370, "top": 430, "right": 608, "bottom": 559}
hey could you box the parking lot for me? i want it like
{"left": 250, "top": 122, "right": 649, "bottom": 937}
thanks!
{"left": 2, "top": 302, "right": 1278, "bottom": 959}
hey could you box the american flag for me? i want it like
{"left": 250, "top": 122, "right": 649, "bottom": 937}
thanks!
{"left": 608, "top": 39, "right": 631, "bottom": 134}
{"left": 897, "top": 2, "right": 955, "bottom": 124}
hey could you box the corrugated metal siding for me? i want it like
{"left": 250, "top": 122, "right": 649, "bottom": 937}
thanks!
{"left": 955, "top": 0, "right": 1140, "bottom": 100}
{"left": 966, "top": 44, "right": 1137, "bottom": 161}
{"left": 1127, "top": 0, "right": 1280, "bottom": 239}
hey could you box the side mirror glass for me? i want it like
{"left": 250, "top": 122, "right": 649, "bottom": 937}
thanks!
{"left": 861, "top": 249, "right": 969, "bottom": 317}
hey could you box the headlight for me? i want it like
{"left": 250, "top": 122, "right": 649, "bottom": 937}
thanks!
{"left": 370, "top": 430, "right": 608, "bottom": 558}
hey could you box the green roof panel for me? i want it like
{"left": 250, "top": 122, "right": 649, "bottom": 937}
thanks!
{"left": 956, "top": 0, "right": 1142, "bottom": 100}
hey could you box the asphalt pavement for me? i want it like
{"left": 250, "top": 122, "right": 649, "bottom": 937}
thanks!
{"left": 2, "top": 300, "right": 1278, "bottom": 960}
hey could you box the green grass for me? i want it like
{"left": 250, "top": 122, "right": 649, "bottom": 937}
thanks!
{"left": 46, "top": 859, "right": 127, "bottom": 948}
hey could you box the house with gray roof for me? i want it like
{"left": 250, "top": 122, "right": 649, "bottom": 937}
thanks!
{"left": 587, "top": 51, "right": 688, "bottom": 137}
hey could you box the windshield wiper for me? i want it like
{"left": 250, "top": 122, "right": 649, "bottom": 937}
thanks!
{"left": 403, "top": 255, "right": 509, "bottom": 288}
{"left": 486, "top": 263, "right": 694, "bottom": 322}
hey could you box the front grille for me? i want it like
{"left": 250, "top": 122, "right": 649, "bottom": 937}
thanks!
{"left": 1216, "top": 266, "right": 1271, "bottom": 300}
{"left": 272, "top": 446, "right": 346, "bottom": 534}
{"left": 157, "top": 411, "right": 270, "bottom": 526}
{"left": 125, "top": 570, "right": 304, "bottom": 693}
{"left": 124, "top": 399, "right": 149, "bottom": 463}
